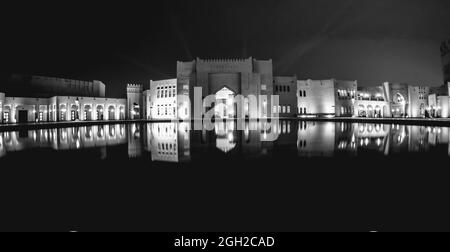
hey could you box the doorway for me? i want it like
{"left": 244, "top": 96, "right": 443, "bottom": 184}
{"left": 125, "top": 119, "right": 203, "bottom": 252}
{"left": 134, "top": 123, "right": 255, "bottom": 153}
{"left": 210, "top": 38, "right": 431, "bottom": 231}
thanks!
{"left": 18, "top": 110, "right": 28, "bottom": 124}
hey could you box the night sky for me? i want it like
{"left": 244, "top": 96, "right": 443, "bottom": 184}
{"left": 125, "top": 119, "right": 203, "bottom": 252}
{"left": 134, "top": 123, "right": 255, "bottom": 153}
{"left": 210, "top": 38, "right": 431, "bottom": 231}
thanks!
{"left": 1, "top": 0, "right": 449, "bottom": 98}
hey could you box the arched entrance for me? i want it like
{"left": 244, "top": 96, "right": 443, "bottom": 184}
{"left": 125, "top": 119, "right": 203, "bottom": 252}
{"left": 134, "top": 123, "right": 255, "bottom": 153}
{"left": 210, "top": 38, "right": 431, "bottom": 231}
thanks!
{"left": 132, "top": 103, "right": 140, "bottom": 120}
{"left": 108, "top": 106, "right": 116, "bottom": 120}
{"left": 119, "top": 106, "right": 125, "bottom": 120}
{"left": 70, "top": 105, "right": 79, "bottom": 121}
{"left": 214, "top": 87, "right": 236, "bottom": 119}
{"left": 96, "top": 105, "right": 104, "bottom": 120}
{"left": 358, "top": 105, "right": 366, "bottom": 117}
{"left": 84, "top": 105, "right": 92, "bottom": 121}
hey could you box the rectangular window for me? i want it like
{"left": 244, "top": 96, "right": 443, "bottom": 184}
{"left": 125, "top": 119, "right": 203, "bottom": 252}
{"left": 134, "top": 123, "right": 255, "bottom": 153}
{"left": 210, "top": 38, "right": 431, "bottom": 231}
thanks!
{"left": 282, "top": 106, "right": 286, "bottom": 113}
{"left": 3, "top": 112, "right": 10, "bottom": 123}
{"left": 287, "top": 106, "right": 291, "bottom": 113}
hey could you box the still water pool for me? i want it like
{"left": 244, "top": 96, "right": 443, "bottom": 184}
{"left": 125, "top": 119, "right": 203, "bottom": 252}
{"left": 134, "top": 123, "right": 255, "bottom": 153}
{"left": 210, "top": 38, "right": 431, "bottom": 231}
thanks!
{"left": 1, "top": 121, "right": 450, "bottom": 231}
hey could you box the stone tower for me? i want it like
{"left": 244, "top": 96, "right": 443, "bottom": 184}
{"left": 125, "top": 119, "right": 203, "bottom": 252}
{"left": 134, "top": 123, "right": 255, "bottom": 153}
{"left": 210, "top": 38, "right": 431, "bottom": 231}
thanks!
{"left": 127, "top": 84, "right": 143, "bottom": 120}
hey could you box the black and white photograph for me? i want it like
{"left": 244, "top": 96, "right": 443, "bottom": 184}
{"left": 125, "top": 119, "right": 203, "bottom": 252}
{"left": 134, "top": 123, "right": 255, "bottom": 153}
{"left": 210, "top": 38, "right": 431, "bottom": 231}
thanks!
{"left": 1, "top": 0, "right": 450, "bottom": 240}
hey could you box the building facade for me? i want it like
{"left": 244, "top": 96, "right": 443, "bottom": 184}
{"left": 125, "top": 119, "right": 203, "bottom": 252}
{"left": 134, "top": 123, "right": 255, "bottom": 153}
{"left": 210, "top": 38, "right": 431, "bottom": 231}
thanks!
{"left": 1, "top": 76, "right": 132, "bottom": 124}
{"left": 3, "top": 52, "right": 450, "bottom": 124}
{"left": 273, "top": 76, "right": 298, "bottom": 118}
{"left": 176, "top": 58, "right": 276, "bottom": 120}
{"left": 297, "top": 79, "right": 357, "bottom": 117}
{"left": 145, "top": 79, "right": 178, "bottom": 120}
{"left": 8, "top": 74, "right": 106, "bottom": 98}
{"left": 355, "top": 86, "right": 390, "bottom": 118}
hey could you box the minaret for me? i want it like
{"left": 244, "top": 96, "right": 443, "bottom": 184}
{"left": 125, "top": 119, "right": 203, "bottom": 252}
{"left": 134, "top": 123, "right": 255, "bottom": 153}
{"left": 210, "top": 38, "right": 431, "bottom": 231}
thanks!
{"left": 126, "top": 84, "right": 143, "bottom": 120}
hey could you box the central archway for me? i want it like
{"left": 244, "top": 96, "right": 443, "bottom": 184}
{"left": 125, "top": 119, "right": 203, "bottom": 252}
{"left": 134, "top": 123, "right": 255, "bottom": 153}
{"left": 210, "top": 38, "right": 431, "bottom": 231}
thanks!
{"left": 214, "top": 87, "right": 236, "bottom": 119}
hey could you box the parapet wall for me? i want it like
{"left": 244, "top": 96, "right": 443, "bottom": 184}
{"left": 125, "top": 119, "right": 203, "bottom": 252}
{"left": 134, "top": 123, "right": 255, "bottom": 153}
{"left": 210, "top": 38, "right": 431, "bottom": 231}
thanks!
{"left": 127, "top": 84, "right": 143, "bottom": 93}
{"left": 196, "top": 57, "right": 253, "bottom": 73}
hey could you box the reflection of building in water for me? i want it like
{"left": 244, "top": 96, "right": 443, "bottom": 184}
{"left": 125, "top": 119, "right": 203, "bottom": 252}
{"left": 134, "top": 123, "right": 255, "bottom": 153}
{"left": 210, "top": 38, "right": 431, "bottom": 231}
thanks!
{"left": 241, "top": 121, "right": 269, "bottom": 157}
{"left": 215, "top": 121, "right": 238, "bottom": 153}
{"left": 389, "top": 124, "right": 409, "bottom": 153}
{"left": 407, "top": 126, "right": 430, "bottom": 153}
{"left": 128, "top": 124, "right": 142, "bottom": 158}
{"left": 335, "top": 122, "right": 358, "bottom": 155}
{"left": 273, "top": 120, "right": 297, "bottom": 150}
{"left": 355, "top": 86, "right": 390, "bottom": 118}
{"left": 146, "top": 122, "right": 191, "bottom": 163}
{"left": 353, "top": 123, "right": 390, "bottom": 155}
{"left": 0, "top": 125, "right": 127, "bottom": 158}
{"left": 297, "top": 121, "right": 336, "bottom": 157}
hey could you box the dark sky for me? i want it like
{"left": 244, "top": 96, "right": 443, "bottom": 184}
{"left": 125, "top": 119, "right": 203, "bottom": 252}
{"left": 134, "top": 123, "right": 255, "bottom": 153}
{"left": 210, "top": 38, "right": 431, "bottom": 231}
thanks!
{"left": 1, "top": 0, "right": 449, "bottom": 98}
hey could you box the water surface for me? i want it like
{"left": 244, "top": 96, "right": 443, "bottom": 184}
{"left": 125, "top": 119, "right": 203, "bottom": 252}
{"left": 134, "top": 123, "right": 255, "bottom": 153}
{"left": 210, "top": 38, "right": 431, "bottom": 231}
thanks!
{"left": 1, "top": 121, "right": 450, "bottom": 232}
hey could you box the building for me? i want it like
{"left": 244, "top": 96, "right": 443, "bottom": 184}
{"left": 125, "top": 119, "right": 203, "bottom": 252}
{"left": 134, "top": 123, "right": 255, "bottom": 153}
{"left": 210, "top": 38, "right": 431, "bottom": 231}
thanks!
{"left": 0, "top": 75, "right": 134, "bottom": 124}
{"left": 8, "top": 74, "right": 106, "bottom": 98}
{"left": 273, "top": 76, "right": 298, "bottom": 118}
{"left": 335, "top": 80, "right": 358, "bottom": 117}
{"left": 441, "top": 40, "right": 450, "bottom": 85}
{"left": 4, "top": 52, "right": 450, "bottom": 124}
{"left": 297, "top": 79, "right": 357, "bottom": 117}
{"left": 297, "top": 79, "right": 335, "bottom": 117}
{"left": 382, "top": 82, "right": 430, "bottom": 118}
